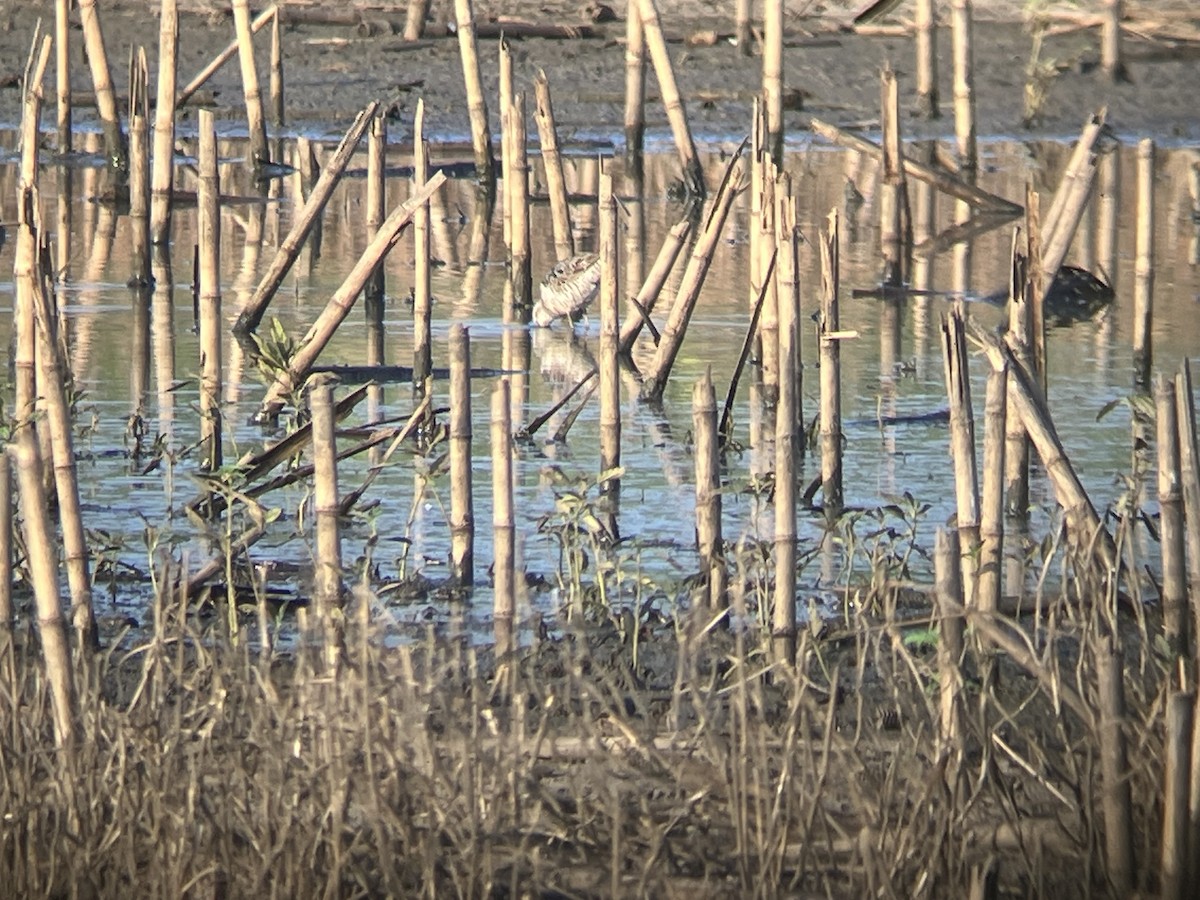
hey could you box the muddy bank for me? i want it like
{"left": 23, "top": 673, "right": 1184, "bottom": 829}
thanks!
{"left": 2, "top": 1, "right": 1198, "bottom": 146}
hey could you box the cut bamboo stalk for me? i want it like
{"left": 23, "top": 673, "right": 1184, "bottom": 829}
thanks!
{"left": 599, "top": 171, "right": 621, "bottom": 498}
{"left": 1097, "top": 630, "right": 1135, "bottom": 895}
{"left": 624, "top": 0, "right": 646, "bottom": 170}
{"left": 55, "top": 0, "right": 70, "bottom": 152}
{"left": 619, "top": 217, "right": 691, "bottom": 353}
{"left": 879, "top": 66, "right": 904, "bottom": 287}
{"left": 1101, "top": 0, "right": 1125, "bottom": 82}
{"left": 1096, "top": 144, "right": 1120, "bottom": 285}
{"left": 974, "top": 326, "right": 1117, "bottom": 572}
{"left": 309, "top": 380, "right": 344, "bottom": 674}
{"left": 491, "top": 379, "right": 515, "bottom": 621}
{"left": 950, "top": 0, "right": 976, "bottom": 175}
{"left": 509, "top": 93, "right": 533, "bottom": 309}
{"left": 977, "top": 361, "right": 1007, "bottom": 616}
{"left": 534, "top": 70, "right": 575, "bottom": 261}
{"left": 365, "top": 113, "right": 387, "bottom": 310}
{"left": 1156, "top": 375, "right": 1187, "bottom": 656}
{"left": 177, "top": 5, "right": 275, "bottom": 108}
{"left": 454, "top": 0, "right": 495, "bottom": 185}
{"left": 198, "top": 109, "right": 223, "bottom": 472}
{"left": 763, "top": 0, "right": 783, "bottom": 164}
{"left": 413, "top": 100, "right": 433, "bottom": 393}
{"left": 820, "top": 207, "right": 843, "bottom": 517}
{"left": 736, "top": 0, "right": 752, "bottom": 56}
{"left": 935, "top": 527, "right": 964, "bottom": 756}
{"left": 270, "top": 8, "right": 284, "bottom": 128}
{"left": 235, "top": 103, "right": 380, "bottom": 335}
{"left": 78, "top": 0, "right": 124, "bottom": 167}
{"left": 694, "top": 370, "right": 725, "bottom": 609}
{"left": 499, "top": 37, "right": 514, "bottom": 251}
{"left": 232, "top": 0, "right": 270, "bottom": 169}
{"left": 129, "top": 105, "right": 151, "bottom": 285}
{"left": 1042, "top": 111, "right": 1105, "bottom": 243}
{"left": 0, "top": 453, "right": 9, "bottom": 636}
{"left": 1163, "top": 692, "right": 1193, "bottom": 900}
{"left": 915, "top": 0, "right": 938, "bottom": 118}
{"left": 810, "top": 119, "right": 1020, "bottom": 214}
{"left": 449, "top": 324, "right": 474, "bottom": 587}
{"left": 405, "top": 0, "right": 431, "bottom": 40}
{"left": 773, "top": 191, "right": 799, "bottom": 646}
{"left": 637, "top": 0, "right": 704, "bottom": 196}
{"left": 258, "top": 172, "right": 447, "bottom": 418}
{"left": 1133, "top": 138, "right": 1155, "bottom": 388}
{"left": 638, "top": 156, "right": 743, "bottom": 402}
{"left": 150, "top": 0, "right": 179, "bottom": 246}
{"left": 9, "top": 437, "right": 76, "bottom": 747}
{"left": 942, "top": 308, "right": 980, "bottom": 603}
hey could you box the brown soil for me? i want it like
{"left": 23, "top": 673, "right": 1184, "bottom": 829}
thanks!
{"left": 1, "top": 1, "right": 1197, "bottom": 144}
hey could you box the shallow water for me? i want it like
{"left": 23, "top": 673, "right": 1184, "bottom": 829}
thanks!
{"left": 1, "top": 127, "right": 1198, "bottom": 638}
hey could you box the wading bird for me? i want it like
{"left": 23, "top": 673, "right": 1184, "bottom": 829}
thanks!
{"left": 532, "top": 253, "right": 601, "bottom": 328}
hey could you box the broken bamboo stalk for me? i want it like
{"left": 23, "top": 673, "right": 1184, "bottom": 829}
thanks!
{"left": 694, "top": 370, "right": 725, "bottom": 609}
{"left": 258, "top": 172, "right": 447, "bottom": 419}
{"left": 509, "top": 93, "right": 533, "bottom": 309}
{"left": 235, "top": 103, "right": 380, "bottom": 335}
{"left": 618, "top": 217, "right": 691, "bottom": 353}
{"left": 935, "top": 527, "right": 964, "bottom": 757}
{"left": 978, "top": 360, "right": 1007, "bottom": 616}
{"left": 942, "top": 307, "right": 980, "bottom": 603}
{"left": 177, "top": 5, "right": 275, "bottom": 107}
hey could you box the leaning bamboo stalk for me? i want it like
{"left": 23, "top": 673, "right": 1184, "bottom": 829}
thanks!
{"left": 1041, "top": 111, "right": 1105, "bottom": 243}
{"left": 309, "top": 381, "right": 344, "bottom": 674}
{"left": 762, "top": 0, "right": 783, "bottom": 163}
{"left": 599, "top": 172, "right": 621, "bottom": 495}
{"left": 636, "top": 0, "right": 704, "bottom": 196}
{"left": 624, "top": 0, "right": 646, "bottom": 169}
{"left": 15, "top": 38, "right": 52, "bottom": 436}
{"left": 198, "top": 109, "right": 223, "bottom": 472}
{"left": 973, "top": 326, "right": 1116, "bottom": 572}
{"left": 1040, "top": 156, "right": 1098, "bottom": 312}
{"left": 810, "top": 119, "right": 1020, "bottom": 214}
{"left": 1156, "top": 375, "right": 1187, "bottom": 655}
{"left": 365, "top": 113, "right": 387, "bottom": 309}
{"left": 773, "top": 191, "right": 799, "bottom": 646}
{"left": 55, "top": 0, "right": 70, "bottom": 151}
{"left": 258, "top": 172, "right": 447, "bottom": 418}
{"left": 694, "top": 370, "right": 725, "bottom": 609}
{"left": 232, "top": 0, "right": 270, "bottom": 169}
{"left": 915, "top": 0, "right": 938, "bottom": 118}
{"left": 1097, "top": 630, "right": 1135, "bottom": 895}
{"left": 935, "top": 527, "right": 964, "bottom": 756}
{"left": 491, "top": 379, "right": 515, "bottom": 621}
{"left": 449, "top": 324, "right": 474, "bottom": 587}
{"left": 534, "top": 70, "right": 575, "bottom": 260}
{"left": 150, "top": 0, "right": 179, "bottom": 246}
{"left": 235, "top": 103, "right": 380, "bottom": 335}
{"left": 638, "top": 157, "right": 743, "bottom": 402}
{"left": 950, "top": 0, "right": 976, "bottom": 174}
{"left": 9, "top": 438, "right": 76, "bottom": 747}
{"left": 177, "top": 5, "right": 274, "bottom": 107}
{"left": 454, "top": 0, "right": 495, "bottom": 184}
{"left": 820, "top": 208, "right": 844, "bottom": 517}
{"left": 1163, "top": 691, "right": 1193, "bottom": 900}
{"left": 1133, "top": 138, "right": 1154, "bottom": 387}
{"left": 413, "top": 100, "right": 433, "bottom": 392}
{"left": 977, "top": 361, "right": 1007, "bottom": 616}
{"left": 942, "top": 309, "right": 980, "bottom": 602}
{"left": 32, "top": 252, "right": 96, "bottom": 651}
{"left": 77, "top": 0, "right": 124, "bottom": 166}
{"left": 509, "top": 93, "right": 533, "bottom": 309}
{"left": 618, "top": 218, "right": 691, "bottom": 353}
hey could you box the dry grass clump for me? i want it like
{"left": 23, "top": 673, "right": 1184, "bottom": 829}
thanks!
{"left": 0, "top": 525, "right": 1173, "bottom": 897}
